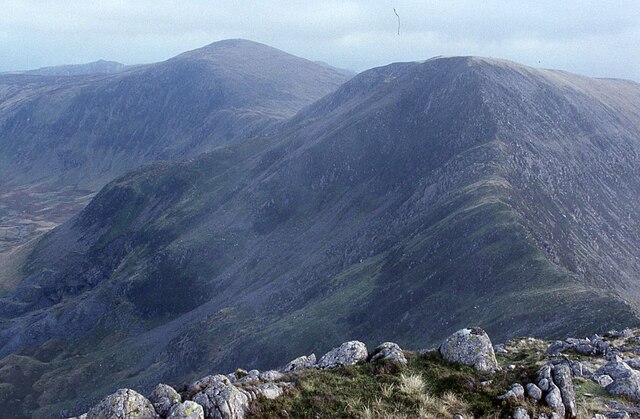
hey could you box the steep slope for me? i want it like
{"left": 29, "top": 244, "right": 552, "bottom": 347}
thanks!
{"left": 0, "top": 39, "right": 352, "bottom": 190}
{"left": 1, "top": 57, "right": 640, "bottom": 417}
{"left": 0, "top": 40, "right": 352, "bottom": 297}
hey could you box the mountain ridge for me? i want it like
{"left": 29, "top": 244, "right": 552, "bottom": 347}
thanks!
{"left": 1, "top": 53, "right": 640, "bottom": 417}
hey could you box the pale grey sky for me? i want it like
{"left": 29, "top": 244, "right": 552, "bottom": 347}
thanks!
{"left": 1, "top": 0, "right": 639, "bottom": 81}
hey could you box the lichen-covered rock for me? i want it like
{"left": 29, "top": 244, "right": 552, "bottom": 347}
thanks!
{"left": 552, "top": 363, "right": 577, "bottom": 418}
{"left": 282, "top": 354, "right": 316, "bottom": 372}
{"left": 192, "top": 375, "right": 249, "bottom": 419}
{"left": 439, "top": 327, "right": 499, "bottom": 373}
{"left": 369, "top": 342, "right": 407, "bottom": 365}
{"left": 258, "top": 370, "right": 284, "bottom": 382}
{"left": 244, "top": 382, "right": 284, "bottom": 401}
{"left": 525, "top": 383, "right": 542, "bottom": 401}
{"left": 168, "top": 401, "right": 205, "bottom": 419}
{"left": 86, "top": 388, "right": 159, "bottom": 419}
{"left": 236, "top": 370, "right": 261, "bottom": 383}
{"left": 594, "top": 361, "right": 640, "bottom": 401}
{"left": 149, "top": 383, "right": 181, "bottom": 417}
{"left": 318, "top": 341, "right": 368, "bottom": 369}
{"left": 545, "top": 383, "right": 565, "bottom": 418}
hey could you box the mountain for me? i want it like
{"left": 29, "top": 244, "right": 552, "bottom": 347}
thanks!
{"left": 1, "top": 56, "right": 640, "bottom": 417}
{"left": 0, "top": 40, "right": 353, "bottom": 297}
{"left": 0, "top": 39, "right": 353, "bottom": 190}
{"left": 17, "top": 60, "right": 127, "bottom": 77}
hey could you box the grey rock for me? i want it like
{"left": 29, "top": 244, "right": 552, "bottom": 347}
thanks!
{"left": 569, "top": 360, "right": 592, "bottom": 378}
{"left": 237, "top": 370, "right": 261, "bottom": 383}
{"left": 282, "top": 354, "right": 316, "bottom": 372}
{"left": 525, "top": 383, "right": 542, "bottom": 401}
{"left": 86, "top": 388, "right": 159, "bottom": 419}
{"left": 318, "top": 341, "right": 368, "bottom": 369}
{"left": 552, "top": 363, "right": 577, "bottom": 418}
{"left": 494, "top": 344, "right": 508, "bottom": 354}
{"left": 439, "top": 327, "right": 499, "bottom": 373}
{"left": 624, "top": 358, "right": 640, "bottom": 370}
{"left": 149, "top": 383, "right": 181, "bottom": 417}
{"left": 258, "top": 370, "right": 284, "bottom": 382}
{"left": 594, "top": 361, "right": 640, "bottom": 401}
{"left": 512, "top": 407, "right": 530, "bottom": 419}
{"left": 511, "top": 383, "right": 525, "bottom": 400}
{"left": 369, "top": 342, "right": 407, "bottom": 365}
{"left": 244, "top": 383, "right": 284, "bottom": 401}
{"left": 593, "top": 374, "right": 614, "bottom": 387}
{"left": 168, "top": 401, "right": 205, "bottom": 419}
{"left": 192, "top": 375, "right": 249, "bottom": 419}
{"left": 538, "top": 378, "right": 550, "bottom": 392}
{"left": 547, "top": 341, "right": 569, "bottom": 356}
{"left": 574, "top": 344, "right": 597, "bottom": 355}
{"left": 591, "top": 415, "right": 606, "bottom": 419}
{"left": 545, "top": 383, "right": 565, "bottom": 418}
{"left": 498, "top": 383, "right": 525, "bottom": 402}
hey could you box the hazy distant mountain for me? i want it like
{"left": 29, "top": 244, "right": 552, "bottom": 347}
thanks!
{"left": 19, "top": 60, "right": 127, "bottom": 76}
{"left": 0, "top": 39, "right": 353, "bottom": 190}
{"left": 1, "top": 55, "right": 639, "bottom": 417}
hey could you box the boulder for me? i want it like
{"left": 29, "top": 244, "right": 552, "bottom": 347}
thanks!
{"left": 369, "top": 342, "right": 407, "bottom": 365}
{"left": 86, "top": 388, "right": 159, "bottom": 419}
{"left": 593, "top": 374, "right": 614, "bottom": 387}
{"left": 282, "top": 354, "right": 316, "bottom": 372}
{"left": 168, "top": 401, "right": 205, "bottom": 419}
{"left": 244, "top": 383, "right": 284, "bottom": 401}
{"left": 545, "top": 383, "right": 565, "bottom": 418}
{"left": 149, "top": 383, "right": 181, "bottom": 417}
{"left": 192, "top": 375, "right": 249, "bottom": 419}
{"left": 318, "top": 341, "right": 368, "bottom": 369}
{"left": 439, "top": 327, "right": 499, "bottom": 373}
{"left": 525, "top": 383, "right": 542, "bottom": 401}
{"left": 498, "top": 383, "right": 525, "bottom": 402}
{"left": 594, "top": 361, "right": 640, "bottom": 401}
{"left": 552, "top": 363, "right": 577, "bottom": 418}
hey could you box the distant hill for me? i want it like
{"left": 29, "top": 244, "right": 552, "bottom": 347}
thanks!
{"left": 19, "top": 60, "right": 127, "bottom": 76}
{"left": 0, "top": 39, "right": 354, "bottom": 190}
{"left": 1, "top": 54, "right": 639, "bottom": 417}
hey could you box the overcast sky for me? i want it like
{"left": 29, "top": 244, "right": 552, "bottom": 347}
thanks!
{"left": 1, "top": 1, "right": 639, "bottom": 81}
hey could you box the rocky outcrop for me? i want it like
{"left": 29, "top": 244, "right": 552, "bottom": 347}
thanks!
{"left": 86, "top": 389, "right": 159, "bottom": 419}
{"left": 439, "top": 327, "right": 499, "bottom": 372}
{"left": 149, "top": 384, "right": 181, "bottom": 417}
{"left": 317, "top": 341, "right": 368, "bottom": 368}
{"left": 167, "top": 401, "right": 204, "bottom": 419}
{"left": 594, "top": 361, "right": 640, "bottom": 401}
{"left": 282, "top": 354, "right": 316, "bottom": 372}
{"left": 369, "top": 342, "right": 408, "bottom": 365}
{"left": 192, "top": 375, "right": 249, "bottom": 419}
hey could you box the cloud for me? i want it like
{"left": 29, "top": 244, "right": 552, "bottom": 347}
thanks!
{"left": 0, "top": 0, "right": 638, "bottom": 81}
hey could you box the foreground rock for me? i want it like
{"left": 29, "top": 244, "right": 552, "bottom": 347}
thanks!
{"left": 594, "top": 361, "right": 640, "bottom": 401}
{"left": 439, "top": 327, "right": 499, "bottom": 372}
{"left": 149, "top": 384, "right": 181, "bottom": 417}
{"left": 191, "top": 375, "right": 250, "bottom": 419}
{"left": 282, "top": 354, "right": 316, "bottom": 372}
{"left": 369, "top": 342, "right": 408, "bottom": 365}
{"left": 86, "top": 388, "right": 159, "bottom": 419}
{"left": 167, "top": 401, "right": 205, "bottom": 419}
{"left": 318, "top": 340, "right": 368, "bottom": 368}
